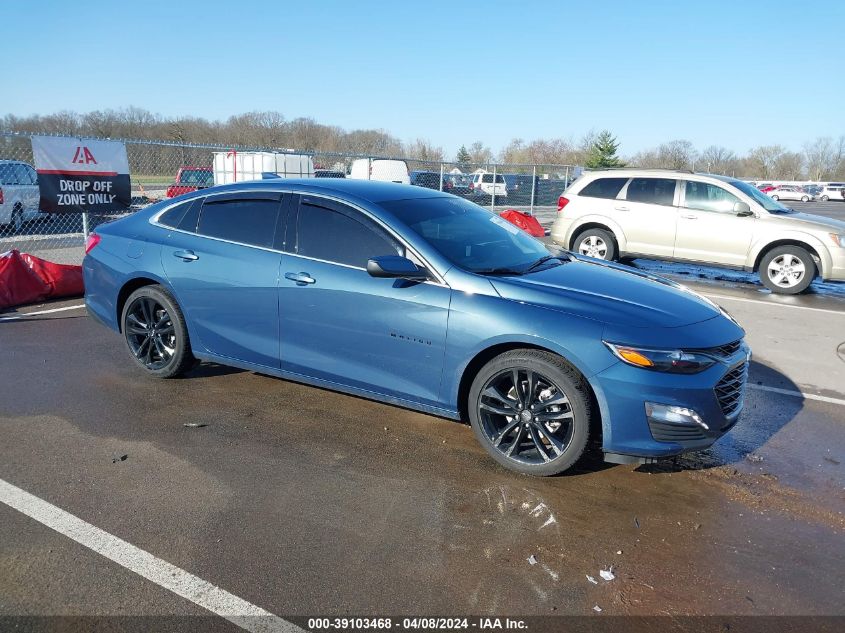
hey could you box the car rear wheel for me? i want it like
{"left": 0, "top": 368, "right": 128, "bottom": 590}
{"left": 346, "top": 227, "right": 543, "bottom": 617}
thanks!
{"left": 759, "top": 246, "right": 815, "bottom": 294}
{"left": 573, "top": 228, "right": 617, "bottom": 261}
{"left": 821, "top": 195, "right": 829, "bottom": 201}
{"left": 121, "top": 285, "right": 195, "bottom": 378}
{"left": 11, "top": 205, "right": 23, "bottom": 234}
{"left": 771, "top": 194, "right": 779, "bottom": 201}
{"left": 801, "top": 195, "right": 809, "bottom": 202}
{"left": 468, "top": 349, "right": 593, "bottom": 476}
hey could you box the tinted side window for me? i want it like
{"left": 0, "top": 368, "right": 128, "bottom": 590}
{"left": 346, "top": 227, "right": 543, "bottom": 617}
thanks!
{"left": 0, "top": 163, "right": 14, "bottom": 184}
{"left": 684, "top": 182, "right": 740, "bottom": 213}
{"left": 297, "top": 203, "right": 401, "bottom": 268}
{"left": 12, "top": 164, "right": 30, "bottom": 185}
{"left": 579, "top": 177, "right": 628, "bottom": 199}
{"left": 482, "top": 174, "right": 493, "bottom": 183}
{"left": 625, "top": 178, "right": 676, "bottom": 205}
{"left": 158, "top": 200, "right": 195, "bottom": 228}
{"left": 197, "top": 199, "right": 279, "bottom": 248}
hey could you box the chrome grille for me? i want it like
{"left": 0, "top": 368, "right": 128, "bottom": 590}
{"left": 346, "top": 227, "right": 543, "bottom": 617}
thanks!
{"left": 715, "top": 362, "right": 747, "bottom": 417}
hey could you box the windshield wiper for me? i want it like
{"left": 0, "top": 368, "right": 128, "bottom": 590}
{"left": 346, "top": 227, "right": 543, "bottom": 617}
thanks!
{"left": 475, "top": 267, "right": 525, "bottom": 276}
{"left": 522, "top": 255, "right": 570, "bottom": 274}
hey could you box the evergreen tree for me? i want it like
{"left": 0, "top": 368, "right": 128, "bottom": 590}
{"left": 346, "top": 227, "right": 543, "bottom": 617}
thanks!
{"left": 585, "top": 131, "right": 625, "bottom": 168}
{"left": 456, "top": 145, "right": 472, "bottom": 168}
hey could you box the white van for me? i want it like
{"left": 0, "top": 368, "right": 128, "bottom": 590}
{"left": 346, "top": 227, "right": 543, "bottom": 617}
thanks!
{"left": 0, "top": 160, "right": 42, "bottom": 233}
{"left": 213, "top": 151, "right": 314, "bottom": 185}
{"left": 348, "top": 159, "right": 410, "bottom": 185}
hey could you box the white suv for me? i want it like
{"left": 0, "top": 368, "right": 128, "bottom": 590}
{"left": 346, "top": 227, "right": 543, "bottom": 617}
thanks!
{"left": 469, "top": 171, "right": 507, "bottom": 199}
{"left": 551, "top": 169, "right": 845, "bottom": 294}
{"left": 0, "top": 160, "right": 41, "bottom": 234}
{"left": 817, "top": 183, "right": 845, "bottom": 201}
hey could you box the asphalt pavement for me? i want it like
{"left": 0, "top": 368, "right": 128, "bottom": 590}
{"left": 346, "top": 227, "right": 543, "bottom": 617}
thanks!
{"left": 1, "top": 276, "right": 843, "bottom": 630}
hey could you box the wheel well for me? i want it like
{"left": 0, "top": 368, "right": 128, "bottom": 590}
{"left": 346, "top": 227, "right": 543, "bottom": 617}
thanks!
{"left": 753, "top": 240, "right": 821, "bottom": 273}
{"left": 456, "top": 343, "right": 602, "bottom": 443}
{"left": 116, "top": 277, "right": 159, "bottom": 331}
{"left": 569, "top": 222, "right": 617, "bottom": 251}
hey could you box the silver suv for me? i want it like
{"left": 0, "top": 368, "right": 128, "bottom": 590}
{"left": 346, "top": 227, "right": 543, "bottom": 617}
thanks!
{"left": 551, "top": 169, "right": 845, "bottom": 294}
{"left": 0, "top": 160, "right": 41, "bottom": 234}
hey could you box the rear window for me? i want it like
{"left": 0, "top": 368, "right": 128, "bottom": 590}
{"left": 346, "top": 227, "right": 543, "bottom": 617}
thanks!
{"left": 158, "top": 200, "right": 195, "bottom": 228}
{"left": 578, "top": 177, "right": 628, "bottom": 199}
{"left": 197, "top": 199, "right": 280, "bottom": 248}
{"left": 481, "top": 174, "right": 505, "bottom": 184}
{"left": 625, "top": 178, "right": 676, "bottom": 205}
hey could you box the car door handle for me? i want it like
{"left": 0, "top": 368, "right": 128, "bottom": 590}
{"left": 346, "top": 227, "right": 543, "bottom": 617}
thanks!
{"left": 681, "top": 214, "right": 698, "bottom": 220}
{"left": 285, "top": 272, "right": 316, "bottom": 285}
{"left": 173, "top": 250, "right": 199, "bottom": 261}
{"left": 614, "top": 206, "right": 629, "bottom": 211}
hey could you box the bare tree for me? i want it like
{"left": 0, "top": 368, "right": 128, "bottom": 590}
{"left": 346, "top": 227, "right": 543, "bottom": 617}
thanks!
{"left": 804, "top": 137, "right": 837, "bottom": 181}
{"left": 699, "top": 145, "right": 738, "bottom": 175}
{"left": 405, "top": 138, "right": 444, "bottom": 162}
{"left": 468, "top": 141, "right": 493, "bottom": 166}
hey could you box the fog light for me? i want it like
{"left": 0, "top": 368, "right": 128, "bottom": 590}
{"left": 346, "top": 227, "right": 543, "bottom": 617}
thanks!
{"left": 645, "top": 402, "right": 709, "bottom": 431}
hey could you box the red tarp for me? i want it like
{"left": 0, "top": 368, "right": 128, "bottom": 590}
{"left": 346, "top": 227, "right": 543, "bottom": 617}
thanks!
{"left": 0, "top": 250, "right": 84, "bottom": 310}
{"left": 499, "top": 209, "right": 546, "bottom": 237}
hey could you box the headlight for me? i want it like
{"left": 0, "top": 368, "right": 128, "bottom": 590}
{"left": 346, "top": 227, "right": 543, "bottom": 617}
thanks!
{"left": 604, "top": 342, "right": 716, "bottom": 374}
{"left": 828, "top": 233, "right": 845, "bottom": 248}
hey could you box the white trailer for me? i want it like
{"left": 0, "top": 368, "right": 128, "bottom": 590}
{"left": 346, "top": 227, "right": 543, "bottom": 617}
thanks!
{"left": 212, "top": 151, "right": 314, "bottom": 185}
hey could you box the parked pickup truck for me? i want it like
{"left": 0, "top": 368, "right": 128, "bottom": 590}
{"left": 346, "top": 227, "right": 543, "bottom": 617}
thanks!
{"left": 165, "top": 166, "right": 214, "bottom": 198}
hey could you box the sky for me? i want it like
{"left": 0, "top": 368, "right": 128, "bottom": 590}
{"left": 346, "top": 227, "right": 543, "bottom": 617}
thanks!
{"left": 3, "top": 0, "right": 844, "bottom": 157}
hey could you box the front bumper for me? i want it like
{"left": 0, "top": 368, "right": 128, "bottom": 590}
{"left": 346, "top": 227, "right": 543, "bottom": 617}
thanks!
{"left": 595, "top": 345, "right": 750, "bottom": 460}
{"left": 827, "top": 247, "right": 845, "bottom": 281}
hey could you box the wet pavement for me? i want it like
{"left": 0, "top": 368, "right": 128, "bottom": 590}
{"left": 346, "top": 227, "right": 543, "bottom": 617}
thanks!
{"left": 0, "top": 280, "right": 843, "bottom": 628}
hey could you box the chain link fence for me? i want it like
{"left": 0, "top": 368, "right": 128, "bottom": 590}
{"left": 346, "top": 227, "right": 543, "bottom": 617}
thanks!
{"left": 1, "top": 131, "right": 578, "bottom": 264}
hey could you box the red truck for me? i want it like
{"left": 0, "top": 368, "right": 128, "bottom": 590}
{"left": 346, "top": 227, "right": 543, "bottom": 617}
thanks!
{"left": 165, "top": 166, "right": 214, "bottom": 198}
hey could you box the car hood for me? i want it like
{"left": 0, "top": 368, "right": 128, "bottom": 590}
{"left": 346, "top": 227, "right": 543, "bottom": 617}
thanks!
{"left": 489, "top": 258, "right": 721, "bottom": 328}
{"left": 771, "top": 212, "right": 845, "bottom": 232}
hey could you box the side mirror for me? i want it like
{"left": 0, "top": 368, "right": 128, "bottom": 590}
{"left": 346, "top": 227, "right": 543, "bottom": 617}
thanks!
{"left": 734, "top": 201, "right": 753, "bottom": 217}
{"left": 366, "top": 255, "right": 429, "bottom": 280}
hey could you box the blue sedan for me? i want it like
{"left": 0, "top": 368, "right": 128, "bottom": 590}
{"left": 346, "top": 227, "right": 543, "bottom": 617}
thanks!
{"left": 83, "top": 179, "right": 749, "bottom": 475}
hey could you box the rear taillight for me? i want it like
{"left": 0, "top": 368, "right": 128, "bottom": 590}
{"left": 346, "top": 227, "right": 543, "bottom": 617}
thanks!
{"left": 558, "top": 196, "right": 570, "bottom": 212}
{"left": 0, "top": 187, "right": 4, "bottom": 205}
{"left": 85, "top": 232, "right": 101, "bottom": 254}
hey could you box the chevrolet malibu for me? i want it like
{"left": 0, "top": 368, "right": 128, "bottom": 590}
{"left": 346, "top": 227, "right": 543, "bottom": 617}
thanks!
{"left": 83, "top": 180, "right": 749, "bottom": 476}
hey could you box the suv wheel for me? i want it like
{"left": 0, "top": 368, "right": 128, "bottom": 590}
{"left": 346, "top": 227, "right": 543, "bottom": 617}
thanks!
{"left": 800, "top": 195, "right": 809, "bottom": 202}
{"left": 821, "top": 195, "right": 829, "bottom": 201}
{"left": 759, "top": 246, "right": 815, "bottom": 294}
{"left": 11, "top": 205, "right": 23, "bottom": 234}
{"left": 771, "top": 194, "right": 779, "bottom": 201}
{"left": 468, "top": 349, "right": 593, "bottom": 476}
{"left": 121, "top": 285, "right": 195, "bottom": 378}
{"left": 573, "top": 228, "right": 617, "bottom": 261}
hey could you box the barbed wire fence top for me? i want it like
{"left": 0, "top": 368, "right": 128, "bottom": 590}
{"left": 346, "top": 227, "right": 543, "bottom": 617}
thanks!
{"left": 0, "top": 131, "right": 576, "bottom": 265}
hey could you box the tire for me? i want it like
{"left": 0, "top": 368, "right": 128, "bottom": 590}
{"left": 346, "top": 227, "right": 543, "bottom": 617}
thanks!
{"left": 801, "top": 196, "right": 809, "bottom": 202}
{"left": 759, "top": 245, "right": 816, "bottom": 295}
{"left": 573, "top": 227, "right": 617, "bottom": 261}
{"left": 468, "top": 349, "right": 593, "bottom": 476}
{"left": 821, "top": 195, "right": 829, "bottom": 202}
{"left": 120, "top": 285, "right": 195, "bottom": 378}
{"left": 771, "top": 195, "right": 779, "bottom": 201}
{"left": 11, "top": 205, "right": 23, "bottom": 234}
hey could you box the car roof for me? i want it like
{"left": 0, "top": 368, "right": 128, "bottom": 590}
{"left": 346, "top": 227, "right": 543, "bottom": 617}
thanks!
{"left": 199, "top": 178, "right": 450, "bottom": 202}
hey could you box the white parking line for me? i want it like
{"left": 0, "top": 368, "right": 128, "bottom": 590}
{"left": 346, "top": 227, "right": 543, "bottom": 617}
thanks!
{"left": 703, "top": 293, "right": 845, "bottom": 315}
{"left": 749, "top": 384, "right": 845, "bottom": 406}
{"left": 0, "top": 478, "right": 303, "bottom": 633}
{"left": 0, "top": 304, "right": 86, "bottom": 321}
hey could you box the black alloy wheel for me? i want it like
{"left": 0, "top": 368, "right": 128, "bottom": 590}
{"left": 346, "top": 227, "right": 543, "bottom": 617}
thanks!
{"left": 469, "top": 350, "right": 592, "bottom": 476}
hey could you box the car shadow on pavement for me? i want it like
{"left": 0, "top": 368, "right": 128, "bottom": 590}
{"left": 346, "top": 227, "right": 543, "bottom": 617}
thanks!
{"left": 635, "top": 359, "right": 802, "bottom": 474}
{"left": 183, "top": 362, "right": 246, "bottom": 379}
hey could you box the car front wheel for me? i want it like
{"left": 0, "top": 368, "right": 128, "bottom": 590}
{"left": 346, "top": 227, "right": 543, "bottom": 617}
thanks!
{"left": 801, "top": 195, "right": 809, "bottom": 202}
{"left": 821, "top": 195, "right": 829, "bottom": 201}
{"left": 468, "top": 349, "right": 593, "bottom": 476}
{"left": 121, "top": 285, "right": 195, "bottom": 378}
{"left": 759, "top": 246, "right": 815, "bottom": 294}
{"left": 573, "top": 228, "right": 617, "bottom": 261}
{"left": 771, "top": 194, "right": 779, "bottom": 201}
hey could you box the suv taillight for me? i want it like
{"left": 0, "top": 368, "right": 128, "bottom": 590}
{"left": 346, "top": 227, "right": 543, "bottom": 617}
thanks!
{"left": 0, "top": 187, "right": 4, "bottom": 205}
{"left": 558, "top": 196, "right": 570, "bottom": 212}
{"left": 85, "top": 232, "right": 101, "bottom": 254}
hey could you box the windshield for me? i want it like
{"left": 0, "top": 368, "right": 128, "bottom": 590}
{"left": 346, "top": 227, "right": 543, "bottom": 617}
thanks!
{"left": 180, "top": 169, "right": 213, "bottom": 186}
{"left": 379, "top": 197, "right": 553, "bottom": 274}
{"left": 729, "top": 179, "right": 793, "bottom": 213}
